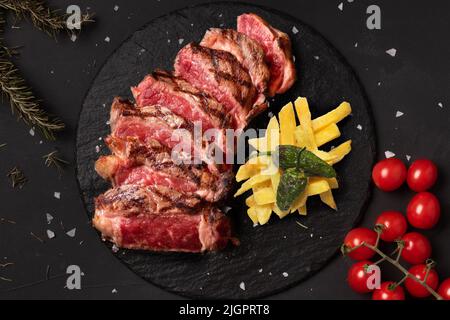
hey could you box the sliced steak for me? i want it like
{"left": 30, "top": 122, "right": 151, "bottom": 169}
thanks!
{"left": 93, "top": 185, "right": 232, "bottom": 252}
{"left": 132, "top": 70, "right": 232, "bottom": 130}
{"left": 95, "top": 151, "right": 232, "bottom": 202}
{"left": 237, "top": 13, "right": 296, "bottom": 96}
{"left": 174, "top": 43, "right": 260, "bottom": 129}
{"left": 201, "top": 28, "right": 270, "bottom": 96}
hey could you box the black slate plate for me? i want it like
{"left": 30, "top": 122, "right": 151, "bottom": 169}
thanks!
{"left": 76, "top": 2, "right": 376, "bottom": 299}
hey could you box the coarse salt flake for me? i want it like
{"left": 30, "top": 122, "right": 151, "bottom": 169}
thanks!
{"left": 338, "top": 3, "right": 344, "bottom": 11}
{"left": 54, "top": 192, "right": 61, "bottom": 199}
{"left": 239, "top": 282, "right": 246, "bottom": 291}
{"left": 385, "top": 151, "right": 396, "bottom": 158}
{"left": 282, "top": 272, "right": 289, "bottom": 278}
{"left": 66, "top": 228, "right": 76, "bottom": 238}
{"left": 47, "top": 230, "right": 55, "bottom": 239}
{"left": 46, "top": 213, "right": 53, "bottom": 224}
{"left": 406, "top": 155, "right": 411, "bottom": 161}
{"left": 292, "top": 26, "right": 299, "bottom": 34}
{"left": 114, "top": 5, "right": 119, "bottom": 11}
{"left": 357, "top": 124, "right": 363, "bottom": 130}
{"left": 386, "top": 48, "right": 397, "bottom": 57}
{"left": 104, "top": 36, "right": 111, "bottom": 43}
{"left": 395, "top": 111, "right": 404, "bottom": 118}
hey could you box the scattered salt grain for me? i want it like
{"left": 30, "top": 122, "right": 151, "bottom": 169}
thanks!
{"left": 71, "top": 34, "right": 77, "bottom": 42}
{"left": 54, "top": 192, "right": 61, "bottom": 199}
{"left": 112, "top": 244, "right": 120, "bottom": 253}
{"left": 104, "top": 36, "right": 111, "bottom": 43}
{"left": 292, "top": 26, "right": 299, "bottom": 34}
{"left": 47, "top": 230, "right": 55, "bottom": 239}
{"left": 395, "top": 111, "right": 404, "bottom": 118}
{"left": 386, "top": 48, "right": 397, "bottom": 57}
{"left": 310, "top": 233, "right": 314, "bottom": 238}
{"left": 438, "top": 102, "right": 443, "bottom": 108}
{"left": 406, "top": 155, "right": 411, "bottom": 161}
{"left": 354, "top": 42, "right": 358, "bottom": 47}
{"left": 356, "top": 124, "right": 362, "bottom": 130}
{"left": 113, "top": 5, "right": 119, "bottom": 12}
{"left": 178, "top": 38, "right": 185, "bottom": 45}
{"left": 46, "top": 213, "right": 53, "bottom": 224}
{"left": 223, "top": 206, "right": 232, "bottom": 213}
{"left": 282, "top": 272, "right": 289, "bottom": 278}
{"left": 314, "top": 56, "right": 320, "bottom": 60}
{"left": 29, "top": 128, "right": 35, "bottom": 136}
{"left": 268, "top": 111, "right": 274, "bottom": 118}
{"left": 239, "top": 282, "right": 246, "bottom": 291}
{"left": 338, "top": 3, "right": 344, "bottom": 11}
{"left": 95, "top": 145, "right": 100, "bottom": 153}
{"left": 258, "top": 269, "right": 263, "bottom": 273}
{"left": 385, "top": 151, "right": 395, "bottom": 158}
{"left": 112, "top": 288, "right": 118, "bottom": 293}
{"left": 66, "top": 228, "right": 76, "bottom": 238}
{"left": 377, "top": 82, "right": 382, "bottom": 86}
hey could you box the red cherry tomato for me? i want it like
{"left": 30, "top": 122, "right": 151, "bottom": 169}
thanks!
{"left": 372, "top": 282, "right": 405, "bottom": 300}
{"left": 406, "top": 192, "right": 441, "bottom": 229}
{"left": 401, "top": 232, "right": 432, "bottom": 265}
{"left": 438, "top": 278, "right": 450, "bottom": 300}
{"left": 405, "top": 264, "right": 439, "bottom": 298}
{"left": 347, "top": 260, "right": 375, "bottom": 293}
{"left": 344, "top": 228, "right": 378, "bottom": 260}
{"left": 407, "top": 159, "right": 438, "bottom": 192}
{"left": 372, "top": 158, "right": 407, "bottom": 192}
{"left": 375, "top": 211, "right": 407, "bottom": 242}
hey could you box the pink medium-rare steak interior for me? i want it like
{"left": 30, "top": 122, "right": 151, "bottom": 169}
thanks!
{"left": 237, "top": 13, "right": 296, "bottom": 96}
{"left": 201, "top": 28, "right": 270, "bottom": 96}
{"left": 131, "top": 70, "right": 232, "bottom": 131}
{"left": 174, "top": 43, "right": 258, "bottom": 130}
{"left": 94, "top": 185, "right": 232, "bottom": 252}
{"left": 95, "top": 154, "right": 232, "bottom": 202}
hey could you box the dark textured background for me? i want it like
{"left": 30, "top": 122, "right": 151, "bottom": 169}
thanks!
{"left": 0, "top": 0, "right": 448, "bottom": 299}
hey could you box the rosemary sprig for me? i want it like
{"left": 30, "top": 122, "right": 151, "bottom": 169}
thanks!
{"left": 43, "top": 150, "right": 69, "bottom": 173}
{"left": 7, "top": 166, "right": 27, "bottom": 188}
{"left": 0, "top": 10, "right": 65, "bottom": 140}
{"left": 0, "top": 0, "right": 94, "bottom": 37}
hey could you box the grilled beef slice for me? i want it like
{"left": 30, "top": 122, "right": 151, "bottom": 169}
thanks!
{"left": 174, "top": 43, "right": 260, "bottom": 130}
{"left": 201, "top": 28, "right": 270, "bottom": 97}
{"left": 93, "top": 185, "right": 232, "bottom": 252}
{"left": 237, "top": 13, "right": 296, "bottom": 96}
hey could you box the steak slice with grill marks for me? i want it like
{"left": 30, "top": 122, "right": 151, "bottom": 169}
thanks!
{"left": 201, "top": 28, "right": 270, "bottom": 97}
{"left": 95, "top": 142, "right": 233, "bottom": 202}
{"left": 109, "top": 97, "right": 212, "bottom": 167}
{"left": 93, "top": 185, "right": 233, "bottom": 252}
{"left": 131, "top": 70, "right": 232, "bottom": 132}
{"left": 174, "top": 43, "right": 261, "bottom": 130}
{"left": 237, "top": 13, "right": 296, "bottom": 96}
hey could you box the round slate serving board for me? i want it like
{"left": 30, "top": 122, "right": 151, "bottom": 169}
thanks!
{"left": 76, "top": 2, "right": 376, "bottom": 299}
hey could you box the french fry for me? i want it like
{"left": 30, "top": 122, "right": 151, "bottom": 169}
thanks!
{"left": 327, "top": 178, "right": 339, "bottom": 189}
{"left": 294, "top": 97, "right": 317, "bottom": 150}
{"left": 247, "top": 207, "right": 259, "bottom": 225}
{"left": 234, "top": 174, "right": 271, "bottom": 197}
{"left": 245, "top": 195, "right": 257, "bottom": 207}
{"left": 306, "top": 178, "right": 330, "bottom": 196}
{"left": 312, "top": 101, "right": 352, "bottom": 132}
{"left": 266, "top": 116, "right": 280, "bottom": 152}
{"left": 248, "top": 137, "right": 267, "bottom": 152}
{"left": 253, "top": 187, "right": 276, "bottom": 205}
{"left": 315, "top": 123, "right": 341, "bottom": 147}
{"left": 298, "top": 205, "right": 307, "bottom": 216}
{"left": 328, "top": 140, "right": 352, "bottom": 165}
{"left": 256, "top": 205, "right": 272, "bottom": 225}
{"left": 236, "top": 155, "right": 271, "bottom": 182}
{"left": 279, "top": 102, "right": 296, "bottom": 145}
{"left": 320, "top": 190, "right": 337, "bottom": 210}
{"left": 290, "top": 191, "right": 308, "bottom": 213}
{"left": 273, "top": 203, "right": 290, "bottom": 219}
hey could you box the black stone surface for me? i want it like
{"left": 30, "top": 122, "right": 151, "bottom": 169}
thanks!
{"left": 1, "top": 0, "right": 448, "bottom": 300}
{"left": 76, "top": 2, "right": 375, "bottom": 299}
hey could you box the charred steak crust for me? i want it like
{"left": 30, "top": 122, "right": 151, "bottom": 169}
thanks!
{"left": 94, "top": 185, "right": 231, "bottom": 252}
{"left": 174, "top": 43, "right": 258, "bottom": 129}
{"left": 201, "top": 28, "right": 270, "bottom": 96}
{"left": 237, "top": 13, "right": 296, "bottom": 96}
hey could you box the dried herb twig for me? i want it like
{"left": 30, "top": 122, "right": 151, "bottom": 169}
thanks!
{"left": 43, "top": 150, "right": 69, "bottom": 173}
{"left": 0, "top": 0, "right": 94, "bottom": 37}
{"left": 0, "top": 142, "right": 6, "bottom": 149}
{"left": 6, "top": 166, "right": 27, "bottom": 188}
{"left": 0, "top": 10, "right": 64, "bottom": 140}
